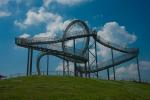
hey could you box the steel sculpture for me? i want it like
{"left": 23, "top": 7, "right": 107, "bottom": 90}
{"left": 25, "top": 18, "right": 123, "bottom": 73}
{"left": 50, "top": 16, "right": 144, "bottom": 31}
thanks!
{"left": 15, "top": 19, "right": 141, "bottom": 82}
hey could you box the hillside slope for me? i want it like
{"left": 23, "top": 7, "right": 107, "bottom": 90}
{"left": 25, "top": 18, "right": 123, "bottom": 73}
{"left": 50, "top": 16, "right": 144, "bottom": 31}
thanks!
{"left": 0, "top": 76, "right": 150, "bottom": 100}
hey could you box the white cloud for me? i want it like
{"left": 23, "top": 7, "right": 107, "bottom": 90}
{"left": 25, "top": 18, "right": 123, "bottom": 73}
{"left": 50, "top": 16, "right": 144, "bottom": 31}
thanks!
{"left": 15, "top": 7, "right": 73, "bottom": 39}
{"left": 19, "top": 33, "right": 30, "bottom": 38}
{"left": 140, "top": 61, "right": 150, "bottom": 70}
{"left": 116, "top": 63, "right": 137, "bottom": 79}
{"left": 97, "top": 44, "right": 110, "bottom": 59}
{"left": 0, "top": 11, "right": 11, "bottom": 17}
{"left": 34, "top": 32, "right": 56, "bottom": 38}
{"left": 97, "top": 22, "right": 137, "bottom": 59}
{"left": 98, "top": 22, "right": 137, "bottom": 46}
{"left": 114, "top": 61, "right": 150, "bottom": 80}
{"left": 56, "top": 62, "right": 74, "bottom": 72}
{"left": 14, "top": 0, "right": 90, "bottom": 38}
{"left": 43, "top": 0, "right": 90, "bottom": 7}
{"left": 56, "top": 0, "right": 86, "bottom": 5}
{"left": 15, "top": 7, "right": 64, "bottom": 38}
{"left": 0, "top": 0, "right": 11, "bottom": 17}
{"left": 15, "top": 7, "right": 63, "bottom": 29}
{"left": 56, "top": 62, "right": 63, "bottom": 71}
{"left": 43, "top": 0, "right": 53, "bottom": 7}
{"left": 33, "top": 19, "right": 72, "bottom": 38}
{"left": 0, "top": 0, "right": 9, "bottom": 6}
{"left": 14, "top": 20, "right": 26, "bottom": 29}
{"left": 46, "top": 16, "right": 63, "bottom": 34}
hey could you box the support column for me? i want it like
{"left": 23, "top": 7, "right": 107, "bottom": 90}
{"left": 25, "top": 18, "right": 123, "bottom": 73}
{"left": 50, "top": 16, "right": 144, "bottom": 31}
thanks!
{"left": 85, "top": 63, "right": 87, "bottom": 78}
{"left": 136, "top": 56, "right": 141, "bottom": 82}
{"left": 80, "top": 72, "right": 83, "bottom": 77}
{"left": 63, "top": 59, "right": 65, "bottom": 76}
{"left": 88, "top": 46, "right": 90, "bottom": 78}
{"left": 107, "top": 69, "right": 110, "bottom": 80}
{"left": 29, "top": 49, "right": 33, "bottom": 76}
{"left": 62, "top": 42, "right": 65, "bottom": 76}
{"left": 67, "top": 61, "right": 69, "bottom": 76}
{"left": 47, "top": 55, "right": 49, "bottom": 76}
{"left": 111, "top": 49, "right": 116, "bottom": 80}
{"left": 73, "top": 39, "right": 77, "bottom": 77}
{"left": 27, "top": 48, "right": 30, "bottom": 76}
{"left": 94, "top": 39, "right": 98, "bottom": 78}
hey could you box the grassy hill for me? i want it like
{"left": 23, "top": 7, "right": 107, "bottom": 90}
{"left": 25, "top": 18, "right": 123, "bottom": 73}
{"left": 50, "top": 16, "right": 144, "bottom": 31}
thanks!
{"left": 0, "top": 76, "right": 150, "bottom": 100}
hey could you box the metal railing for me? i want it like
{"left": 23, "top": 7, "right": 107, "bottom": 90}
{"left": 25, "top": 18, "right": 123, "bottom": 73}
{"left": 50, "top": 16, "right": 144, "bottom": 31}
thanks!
{"left": 15, "top": 36, "right": 62, "bottom": 45}
{"left": 15, "top": 37, "right": 88, "bottom": 59}
{"left": 97, "top": 36, "right": 137, "bottom": 53}
{"left": 77, "top": 52, "right": 137, "bottom": 72}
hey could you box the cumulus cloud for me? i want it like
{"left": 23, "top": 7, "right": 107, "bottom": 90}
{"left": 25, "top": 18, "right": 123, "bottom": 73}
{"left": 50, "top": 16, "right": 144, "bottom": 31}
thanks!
{"left": 19, "top": 33, "right": 30, "bottom": 38}
{"left": 43, "top": 0, "right": 53, "bottom": 7}
{"left": 0, "top": 0, "right": 11, "bottom": 17}
{"left": 140, "top": 61, "right": 150, "bottom": 70}
{"left": 15, "top": 7, "right": 73, "bottom": 38}
{"left": 34, "top": 19, "right": 72, "bottom": 38}
{"left": 98, "top": 22, "right": 137, "bottom": 45}
{"left": 15, "top": 7, "right": 66, "bottom": 38}
{"left": 56, "top": 0, "right": 86, "bottom": 5}
{"left": 43, "top": 0, "right": 90, "bottom": 7}
{"left": 56, "top": 62, "right": 74, "bottom": 72}
{"left": 0, "top": 11, "right": 11, "bottom": 17}
{"left": 114, "top": 61, "right": 150, "bottom": 80}
{"left": 0, "top": 0, "right": 9, "bottom": 6}
{"left": 14, "top": 0, "right": 90, "bottom": 38}
{"left": 15, "top": 7, "right": 63, "bottom": 29}
{"left": 97, "top": 22, "right": 137, "bottom": 59}
{"left": 33, "top": 32, "right": 56, "bottom": 38}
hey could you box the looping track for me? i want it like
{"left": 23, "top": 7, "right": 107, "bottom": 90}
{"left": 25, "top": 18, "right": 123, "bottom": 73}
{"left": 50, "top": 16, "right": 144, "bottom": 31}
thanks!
{"left": 15, "top": 19, "right": 140, "bottom": 80}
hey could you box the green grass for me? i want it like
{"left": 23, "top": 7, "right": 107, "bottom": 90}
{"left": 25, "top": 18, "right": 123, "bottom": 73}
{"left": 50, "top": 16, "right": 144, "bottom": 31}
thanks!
{"left": 0, "top": 76, "right": 150, "bottom": 100}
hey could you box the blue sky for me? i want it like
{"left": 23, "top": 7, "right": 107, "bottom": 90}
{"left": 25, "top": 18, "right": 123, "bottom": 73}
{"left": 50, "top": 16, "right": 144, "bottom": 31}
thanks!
{"left": 0, "top": 0, "right": 150, "bottom": 81}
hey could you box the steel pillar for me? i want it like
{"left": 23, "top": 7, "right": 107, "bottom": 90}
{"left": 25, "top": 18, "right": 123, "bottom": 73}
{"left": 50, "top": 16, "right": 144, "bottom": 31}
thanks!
{"left": 73, "top": 39, "right": 77, "bottom": 77}
{"left": 27, "top": 48, "right": 30, "bottom": 76}
{"left": 88, "top": 46, "right": 90, "bottom": 78}
{"left": 47, "top": 55, "right": 49, "bottom": 76}
{"left": 67, "top": 61, "right": 69, "bottom": 76}
{"left": 136, "top": 56, "right": 141, "bottom": 82}
{"left": 85, "top": 63, "right": 87, "bottom": 78}
{"left": 111, "top": 49, "right": 116, "bottom": 80}
{"left": 29, "top": 49, "right": 33, "bottom": 76}
{"left": 80, "top": 72, "right": 83, "bottom": 77}
{"left": 107, "top": 68, "right": 110, "bottom": 80}
{"left": 27, "top": 48, "right": 33, "bottom": 76}
{"left": 63, "top": 59, "right": 65, "bottom": 76}
{"left": 94, "top": 39, "right": 98, "bottom": 78}
{"left": 62, "top": 42, "right": 65, "bottom": 76}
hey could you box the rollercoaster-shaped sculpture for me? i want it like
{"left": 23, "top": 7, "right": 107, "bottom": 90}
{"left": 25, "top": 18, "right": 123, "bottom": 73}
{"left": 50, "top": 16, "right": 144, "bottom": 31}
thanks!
{"left": 15, "top": 19, "right": 141, "bottom": 81}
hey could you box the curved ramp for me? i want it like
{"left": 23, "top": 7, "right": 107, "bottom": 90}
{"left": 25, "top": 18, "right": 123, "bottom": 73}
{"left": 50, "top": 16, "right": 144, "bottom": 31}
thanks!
{"left": 15, "top": 37, "right": 88, "bottom": 63}
{"left": 15, "top": 19, "right": 139, "bottom": 77}
{"left": 77, "top": 35, "right": 139, "bottom": 73}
